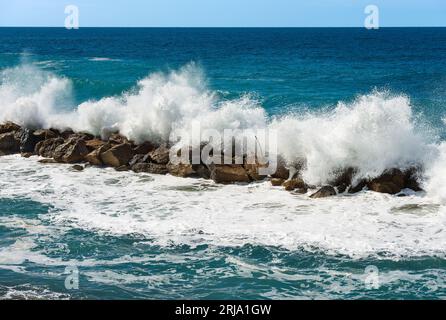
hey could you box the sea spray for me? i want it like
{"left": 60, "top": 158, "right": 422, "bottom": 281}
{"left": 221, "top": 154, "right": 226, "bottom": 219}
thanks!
{"left": 0, "top": 62, "right": 440, "bottom": 187}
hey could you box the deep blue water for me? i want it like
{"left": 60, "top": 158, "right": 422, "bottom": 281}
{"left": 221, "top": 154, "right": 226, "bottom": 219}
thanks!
{"left": 0, "top": 28, "right": 445, "bottom": 300}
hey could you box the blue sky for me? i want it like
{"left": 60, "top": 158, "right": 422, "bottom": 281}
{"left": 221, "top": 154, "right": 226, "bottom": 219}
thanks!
{"left": 0, "top": 0, "right": 445, "bottom": 27}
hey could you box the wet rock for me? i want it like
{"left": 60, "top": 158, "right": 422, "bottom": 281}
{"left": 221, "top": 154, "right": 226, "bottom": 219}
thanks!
{"left": 115, "top": 165, "right": 130, "bottom": 172}
{"left": 85, "top": 139, "right": 106, "bottom": 152}
{"left": 167, "top": 162, "right": 195, "bottom": 178}
{"left": 348, "top": 179, "right": 367, "bottom": 194}
{"left": 85, "top": 143, "right": 111, "bottom": 166}
{"left": 0, "top": 122, "right": 21, "bottom": 134}
{"left": 209, "top": 164, "right": 250, "bottom": 184}
{"left": 71, "top": 164, "right": 84, "bottom": 171}
{"left": 0, "top": 132, "right": 20, "bottom": 154}
{"left": 38, "top": 158, "right": 58, "bottom": 164}
{"left": 244, "top": 162, "right": 268, "bottom": 181}
{"left": 283, "top": 178, "right": 306, "bottom": 191}
{"left": 35, "top": 137, "right": 65, "bottom": 158}
{"left": 53, "top": 137, "right": 89, "bottom": 163}
{"left": 193, "top": 164, "right": 211, "bottom": 179}
{"left": 129, "top": 154, "right": 146, "bottom": 167}
{"left": 310, "top": 186, "right": 337, "bottom": 199}
{"left": 148, "top": 145, "right": 170, "bottom": 165}
{"left": 21, "top": 152, "right": 33, "bottom": 158}
{"left": 271, "top": 178, "right": 285, "bottom": 186}
{"left": 33, "top": 129, "right": 59, "bottom": 140}
{"left": 271, "top": 157, "right": 290, "bottom": 180}
{"left": 404, "top": 167, "right": 423, "bottom": 192}
{"left": 108, "top": 133, "right": 129, "bottom": 145}
{"left": 133, "top": 141, "right": 156, "bottom": 155}
{"left": 367, "top": 168, "right": 406, "bottom": 195}
{"left": 131, "top": 163, "right": 168, "bottom": 175}
{"left": 100, "top": 143, "right": 134, "bottom": 167}
{"left": 20, "top": 129, "right": 45, "bottom": 153}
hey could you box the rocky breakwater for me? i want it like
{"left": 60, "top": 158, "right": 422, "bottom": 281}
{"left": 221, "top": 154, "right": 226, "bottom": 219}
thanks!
{"left": 0, "top": 122, "right": 423, "bottom": 199}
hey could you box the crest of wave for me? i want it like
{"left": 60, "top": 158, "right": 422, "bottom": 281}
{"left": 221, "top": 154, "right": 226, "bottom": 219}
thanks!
{"left": 0, "top": 62, "right": 267, "bottom": 144}
{"left": 270, "top": 92, "right": 436, "bottom": 185}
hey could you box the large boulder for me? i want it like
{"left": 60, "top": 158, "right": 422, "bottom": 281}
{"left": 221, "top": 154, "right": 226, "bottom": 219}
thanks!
{"left": 271, "top": 157, "right": 290, "bottom": 180}
{"left": 0, "top": 122, "right": 21, "bottom": 134}
{"left": 283, "top": 178, "right": 307, "bottom": 192}
{"left": 132, "top": 163, "right": 168, "bottom": 175}
{"left": 310, "top": 186, "right": 337, "bottom": 199}
{"left": 167, "top": 162, "right": 196, "bottom": 178}
{"left": 33, "top": 129, "right": 59, "bottom": 140}
{"left": 85, "top": 143, "right": 111, "bottom": 166}
{"left": 35, "top": 137, "right": 65, "bottom": 158}
{"left": 147, "top": 145, "right": 170, "bottom": 165}
{"left": 133, "top": 141, "right": 156, "bottom": 155}
{"left": 100, "top": 143, "right": 134, "bottom": 167}
{"left": 20, "top": 129, "right": 45, "bottom": 153}
{"left": 0, "top": 132, "right": 20, "bottom": 154}
{"left": 209, "top": 164, "right": 250, "bottom": 184}
{"left": 85, "top": 139, "right": 106, "bottom": 152}
{"left": 367, "top": 168, "right": 406, "bottom": 195}
{"left": 53, "top": 137, "right": 89, "bottom": 163}
{"left": 244, "top": 162, "right": 268, "bottom": 181}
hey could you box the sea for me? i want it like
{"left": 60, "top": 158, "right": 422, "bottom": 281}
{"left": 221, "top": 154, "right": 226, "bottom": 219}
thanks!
{"left": 0, "top": 27, "right": 445, "bottom": 299}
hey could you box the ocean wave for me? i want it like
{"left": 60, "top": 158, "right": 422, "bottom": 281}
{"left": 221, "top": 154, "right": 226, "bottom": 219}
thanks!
{"left": 0, "top": 62, "right": 445, "bottom": 195}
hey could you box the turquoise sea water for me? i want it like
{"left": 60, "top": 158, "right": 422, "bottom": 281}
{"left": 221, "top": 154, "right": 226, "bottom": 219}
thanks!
{"left": 0, "top": 28, "right": 445, "bottom": 299}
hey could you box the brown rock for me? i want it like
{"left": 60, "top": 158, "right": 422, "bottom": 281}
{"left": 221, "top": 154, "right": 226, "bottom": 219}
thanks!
{"left": 53, "top": 138, "right": 89, "bottom": 163}
{"left": 0, "top": 132, "right": 20, "bottom": 153}
{"left": 85, "top": 139, "right": 106, "bottom": 151}
{"left": 0, "top": 122, "right": 21, "bottom": 134}
{"left": 244, "top": 162, "right": 268, "bottom": 181}
{"left": 283, "top": 178, "right": 306, "bottom": 191}
{"left": 21, "top": 152, "right": 33, "bottom": 158}
{"left": 35, "top": 137, "right": 65, "bottom": 158}
{"left": 100, "top": 143, "right": 134, "bottom": 167}
{"left": 133, "top": 141, "right": 156, "bottom": 155}
{"left": 71, "top": 165, "right": 84, "bottom": 171}
{"left": 210, "top": 164, "right": 250, "bottom": 184}
{"left": 108, "top": 133, "right": 129, "bottom": 145}
{"left": 271, "top": 178, "right": 285, "bottom": 186}
{"left": 310, "top": 186, "right": 337, "bottom": 199}
{"left": 367, "top": 169, "right": 405, "bottom": 195}
{"left": 115, "top": 165, "right": 130, "bottom": 172}
{"left": 271, "top": 157, "right": 290, "bottom": 180}
{"left": 167, "top": 162, "right": 195, "bottom": 178}
{"left": 85, "top": 143, "right": 111, "bottom": 166}
{"left": 148, "top": 145, "right": 170, "bottom": 165}
{"left": 33, "top": 129, "right": 59, "bottom": 140}
{"left": 132, "top": 163, "right": 168, "bottom": 175}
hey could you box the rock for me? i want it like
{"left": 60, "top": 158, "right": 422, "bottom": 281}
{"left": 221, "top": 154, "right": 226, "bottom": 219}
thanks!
{"left": 100, "top": 143, "right": 134, "bottom": 167}
{"left": 129, "top": 154, "right": 146, "bottom": 167}
{"left": 60, "top": 129, "right": 75, "bottom": 139}
{"left": 108, "top": 133, "right": 129, "bottom": 145}
{"left": 53, "top": 137, "right": 89, "bottom": 163}
{"left": 283, "top": 178, "right": 306, "bottom": 191}
{"left": 310, "top": 186, "right": 337, "bottom": 199}
{"left": 244, "top": 162, "right": 268, "bottom": 181}
{"left": 131, "top": 163, "right": 168, "bottom": 175}
{"left": 35, "top": 137, "right": 65, "bottom": 158}
{"left": 21, "top": 152, "right": 33, "bottom": 158}
{"left": 85, "top": 139, "right": 106, "bottom": 151}
{"left": 71, "top": 165, "right": 84, "bottom": 171}
{"left": 33, "top": 129, "right": 59, "bottom": 140}
{"left": 115, "top": 165, "right": 130, "bottom": 172}
{"left": 20, "top": 129, "right": 45, "bottom": 153}
{"left": 404, "top": 167, "right": 423, "bottom": 192}
{"left": 271, "top": 178, "right": 285, "bottom": 186}
{"left": 209, "top": 164, "right": 250, "bottom": 184}
{"left": 85, "top": 143, "right": 111, "bottom": 166}
{"left": 0, "top": 122, "right": 21, "bottom": 134}
{"left": 348, "top": 179, "right": 367, "bottom": 194}
{"left": 38, "top": 158, "right": 58, "bottom": 164}
{"left": 167, "top": 162, "right": 195, "bottom": 178}
{"left": 133, "top": 141, "right": 156, "bottom": 155}
{"left": 367, "top": 169, "right": 405, "bottom": 195}
{"left": 148, "top": 145, "right": 170, "bottom": 165}
{"left": 271, "top": 157, "right": 290, "bottom": 180}
{"left": 193, "top": 164, "right": 211, "bottom": 179}
{"left": 0, "top": 132, "right": 20, "bottom": 153}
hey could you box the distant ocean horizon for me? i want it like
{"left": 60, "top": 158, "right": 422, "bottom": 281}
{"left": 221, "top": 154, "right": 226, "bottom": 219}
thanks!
{"left": 0, "top": 27, "right": 445, "bottom": 299}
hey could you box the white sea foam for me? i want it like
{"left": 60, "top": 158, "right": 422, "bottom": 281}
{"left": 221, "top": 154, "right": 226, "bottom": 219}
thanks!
{"left": 0, "top": 156, "right": 445, "bottom": 259}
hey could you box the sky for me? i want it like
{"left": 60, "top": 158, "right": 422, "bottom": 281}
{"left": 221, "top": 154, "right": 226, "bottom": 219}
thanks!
{"left": 0, "top": 0, "right": 445, "bottom": 27}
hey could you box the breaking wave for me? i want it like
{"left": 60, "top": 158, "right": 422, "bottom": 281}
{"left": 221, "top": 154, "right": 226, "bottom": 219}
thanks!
{"left": 0, "top": 62, "right": 445, "bottom": 195}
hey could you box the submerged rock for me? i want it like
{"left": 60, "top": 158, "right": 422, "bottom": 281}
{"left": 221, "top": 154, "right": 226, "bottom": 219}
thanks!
{"left": 71, "top": 164, "right": 84, "bottom": 171}
{"left": 310, "top": 186, "right": 337, "bottom": 199}
{"left": 271, "top": 178, "right": 285, "bottom": 186}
